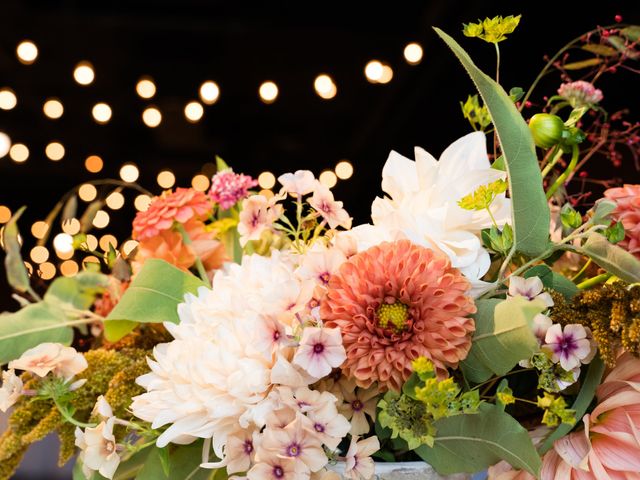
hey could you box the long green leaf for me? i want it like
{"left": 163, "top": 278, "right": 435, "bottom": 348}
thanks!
{"left": 104, "top": 259, "right": 208, "bottom": 341}
{"left": 0, "top": 302, "right": 73, "bottom": 365}
{"left": 461, "top": 297, "right": 544, "bottom": 383}
{"left": 434, "top": 28, "right": 550, "bottom": 257}
{"left": 415, "top": 403, "right": 542, "bottom": 476}
{"left": 2, "top": 206, "right": 30, "bottom": 293}
{"left": 538, "top": 356, "right": 605, "bottom": 454}
{"left": 577, "top": 233, "right": 640, "bottom": 282}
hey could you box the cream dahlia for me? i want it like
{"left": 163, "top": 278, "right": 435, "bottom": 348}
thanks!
{"left": 321, "top": 239, "right": 476, "bottom": 392}
{"left": 132, "top": 188, "right": 211, "bottom": 241}
{"left": 603, "top": 184, "right": 640, "bottom": 258}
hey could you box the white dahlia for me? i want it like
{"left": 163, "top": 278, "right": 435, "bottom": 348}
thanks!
{"left": 131, "top": 252, "right": 311, "bottom": 456}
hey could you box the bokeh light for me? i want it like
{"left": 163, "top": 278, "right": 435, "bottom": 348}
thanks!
{"left": 142, "top": 107, "right": 162, "bottom": 127}
{"left": 136, "top": 77, "right": 156, "bottom": 99}
{"left": 0, "top": 89, "right": 17, "bottom": 110}
{"left": 43, "top": 98, "right": 64, "bottom": 119}
{"left": 92, "top": 102, "right": 112, "bottom": 124}
{"left": 73, "top": 61, "right": 95, "bottom": 85}
{"left": 335, "top": 160, "right": 354, "bottom": 180}
{"left": 45, "top": 142, "right": 65, "bottom": 161}
{"left": 85, "top": 155, "right": 103, "bottom": 173}
{"left": 404, "top": 42, "right": 423, "bottom": 65}
{"left": 258, "top": 171, "right": 276, "bottom": 189}
{"left": 319, "top": 170, "right": 338, "bottom": 188}
{"left": 16, "top": 41, "right": 38, "bottom": 64}
{"left": 184, "top": 101, "right": 204, "bottom": 122}
{"left": 199, "top": 81, "right": 220, "bottom": 105}
{"left": 157, "top": 170, "right": 176, "bottom": 189}
{"left": 119, "top": 163, "right": 139, "bottom": 182}
{"left": 259, "top": 81, "right": 279, "bottom": 104}
{"left": 9, "top": 143, "right": 29, "bottom": 163}
{"left": 78, "top": 184, "right": 97, "bottom": 202}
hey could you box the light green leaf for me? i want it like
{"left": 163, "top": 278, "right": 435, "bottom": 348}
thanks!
{"left": 215, "top": 155, "right": 230, "bottom": 172}
{"left": 621, "top": 26, "right": 640, "bottom": 42}
{"left": 592, "top": 199, "right": 617, "bottom": 225}
{"left": 44, "top": 271, "right": 109, "bottom": 310}
{"left": 136, "top": 442, "right": 219, "bottom": 480}
{"left": 461, "top": 297, "right": 544, "bottom": 383}
{"left": 2, "top": 206, "right": 30, "bottom": 293}
{"left": 581, "top": 44, "right": 618, "bottom": 56}
{"left": 562, "top": 58, "right": 603, "bottom": 70}
{"left": 0, "top": 302, "right": 73, "bottom": 365}
{"left": 104, "top": 259, "right": 208, "bottom": 341}
{"left": 577, "top": 233, "right": 640, "bottom": 283}
{"left": 539, "top": 356, "right": 605, "bottom": 454}
{"left": 524, "top": 264, "right": 579, "bottom": 299}
{"left": 607, "top": 35, "right": 639, "bottom": 59}
{"left": 415, "top": 403, "right": 542, "bottom": 476}
{"left": 434, "top": 28, "right": 550, "bottom": 257}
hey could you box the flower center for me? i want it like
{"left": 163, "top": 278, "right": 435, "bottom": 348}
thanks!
{"left": 377, "top": 300, "right": 409, "bottom": 332}
{"left": 273, "top": 466, "right": 284, "bottom": 478}
{"left": 319, "top": 272, "right": 331, "bottom": 285}
{"left": 273, "top": 330, "right": 281, "bottom": 341}
{"left": 243, "top": 439, "right": 253, "bottom": 455}
{"left": 286, "top": 443, "right": 301, "bottom": 457}
{"left": 314, "top": 422, "right": 325, "bottom": 433}
{"left": 352, "top": 399, "right": 363, "bottom": 412}
{"left": 313, "top": 343, "right": 324, "bottom": 354}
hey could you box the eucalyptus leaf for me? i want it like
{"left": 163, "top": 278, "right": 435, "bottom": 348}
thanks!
{"left": 105, "top": 259, "right": 208, "bottom": 341}
{"left": 434, "top": 28, "right": 550, "bottom": 257}
{"left": 415, "top": 403, "right": 542, "bottom": 476}
{"left": 607, "top": 35, "right": 639, "bottom": 59}
{"left": 2, "top": 206, "right": 30, "bottom": 293}
{"left": 136, "top": 442, "right": 218, "bottom": 480}
{"left": 577, "top": 233, "right": 640, "bottom": 283}
{"left": 621, "top": 26, "right": 640, "bottom": 42}
{"left": 524, "top": 264, "right": 579, "bottom": 299}
{"left": 0, "top": 302, "right": 73, "bottom": 365}
{"left": 562, "top": 58, "right": 603, "bottom": 70}
{"left": 581, "top": 44, "right": 618, "bottom": 56}
{"left": 461, "top": 297, "right": 544, "bottom": 383}
{"left": 592, "top": 199, "right": 617, "bottom": 225}
{"left": 44, "top": 270, "right": 109, "bottom": 310}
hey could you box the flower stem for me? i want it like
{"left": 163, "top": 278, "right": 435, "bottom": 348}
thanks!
{"left": 175, "top": 223, "right": 209, "bottom": 284}
{"left": 485, "top": 206, "right": 499, "bottom": 229}
{"left": 570, "top": 258, "right": 592, "bottom": 282}
{"left": 54, "top": 398, "right": 96, "bottom": 429}
{"left": 545, "top": 144, "right": 580, "bottom": 199}
{"left": 494, "top": 42, "right": 501, "bottom": 84}
{"left": 577, "top": 273, "right": 611, "bottom": 290}
{"left": 540, "top": 146, "right": 563, "bottom": 179}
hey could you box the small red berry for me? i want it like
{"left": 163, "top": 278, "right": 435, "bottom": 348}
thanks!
{"left": 614, "top": 14, "right": 623, "bottom": 23}
{"left": 579, "top": 171, "right": 588, "bottom": 178}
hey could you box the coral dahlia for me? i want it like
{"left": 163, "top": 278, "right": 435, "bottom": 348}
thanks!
{"left": 603, "top": 184, "right": 640, "bottom": 258}
{"left": 320, "top": 239, "right": 476, "bottom": 392}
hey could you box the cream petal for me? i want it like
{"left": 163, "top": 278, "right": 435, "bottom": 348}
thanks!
{"left": 381, "top": 150, "right": 419, "bottom": 200}
{"left": 438, "top": 131, "right": 491, "bottom": 179}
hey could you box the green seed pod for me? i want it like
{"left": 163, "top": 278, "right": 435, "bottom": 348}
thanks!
{"left": 529, "top": 113, "right": 565, "bottom": 149}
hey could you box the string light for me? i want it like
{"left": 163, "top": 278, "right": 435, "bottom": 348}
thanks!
{"left": 122, "top": 240, "right": 139, "bottom": 256}
{"left": 142, "top": 107, "right": 162, "bottom": 127}
{"left": 53, "top": 233, "right": 74, "bottom": 254}
{"left": 258, "top": 171, "right": 276, "bottom": 189}
{"left": 9, "top": 143, "right": 29, "bottom": 163}
{"left": 0, "top": 206, "right": 11, "bottom": 223}
{"left": 199, "top": 81, "right": 220, "bottom": 105}
{"left": 45, "top": 142, "right": 65, "bottom": 161}
{"left": 0, "top": 88, "right": 17, "bottom": 110}
{"left": 184, "top": 101, "right": 204, "bottom": 122}
{"left": 134, "top": 194, "right": 151, "bottom": 211}
{"left": 43, "top": 98, "right": 64, "bottom": 119}
{"left": 78, "top": 184, "right": 97, "bottom": 202}
{"left": 61, "top": 218, "right": 81, "bottom": 235}
{"left": 30, "top": 246, "right": 49, "bottom": 264}
{"left": 31, "top": 221, "right": 49, "bottom": 239}
{"left": 99, "top": 234, "right": 117, "bottom": 251}
{"left": 119, "top": 163, "right": 139, "bottom": 182}
{"left": 404, "top": 42, "right": 423, "bottom": 65}
{"left": 191, "top": 174, "right": 210, "bottom": 192}
{"left": 39, "top": 262, "right": 56, "bottom": 280}
{"left": 16, "top": 40, "right": 38, "bottom": 65}
{"left": 73, "top": 61, "right": 95, "bottom": 86}
{"left": 259, "top": 81, "right": 278, "bottom": 104}
{"left": 92, "top": 102, "right": 112, "bottom": 124}
{"left": 319, "top": 170, "right": 338, "bottom": 188}
{"left": 136, "top": 77, "right": 156, "bottom": 99}
{"left": 60, "top": 260, "right": 79, "bottom": 277}
{"left": 314, "top": 74, "right": 337, "bottom": 100}
{"left": 92, "top": 210, "right": 110, "bottom": 229}
{"left": 85, "top": 155, "right": 103, "bottom": 173}
{"left": 106, "top": 191, "right": 125, "bottom": 210}
{"left": 0, "top": 132, "right": 11, "bottom": 158}
{"left": 157, "top": 170, "right": 176, "bottom": 189}
{"left": 335, "top": 160, "right": 354, "bottom": 180}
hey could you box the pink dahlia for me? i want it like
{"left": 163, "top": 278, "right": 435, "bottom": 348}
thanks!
{"left": 540, "top": 353, "right": 640, "bottom": 479}
{"left": 320, "top": 239, "right": 476, "bottom": 392}
{"left": 209, "top": 170, "right": 258, "bottom": 210}
{"left": 603, "top": 184, "right": 640, "bottom": 258}
{"left": 132, "top": 188, "right": 211, "bottom": 241}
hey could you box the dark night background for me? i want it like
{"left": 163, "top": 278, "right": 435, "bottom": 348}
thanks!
{"left": 0, "top": 1, "right": 639, "bottom": 478}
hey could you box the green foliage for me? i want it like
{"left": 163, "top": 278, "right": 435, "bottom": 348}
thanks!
{"left": 435, "top": 28, "right": 550, "bottom": 257}
{"left": 104, "top": 259, "right": 208, "bottom": 341}
{"left": 2, "top": 206, "right": 30, "bottom": 293}
{"left": 460, "top": 94, "right": 491, "bottom": 131}
{"left": 0, "top": 302, "right": 73, "bottom": 365}
{"left": 592, "top": 199, "right": 617, "bottom": 225}
{"left": 524, "top": 264, "right": 579, "bottom": 299}
{"left": 531, "top": 352, "right": 578, "bottom": 393}
{"left": 560, "top": 203, "right": 583, "bottom": 230}
{"left": 496, "top": 379, "right": 515, "bottom": 409}
{"left": 529, "top": 113, "right": 565, "bottom": 149}
{"left": 463, "top": 15, "right": 522, "bottom": 43}
{"left": 461, "top": 297, "right": 544, "bottom": 383}
{"left": 604, "top": 221, "right": 625, "bottom": 244}
{"left": 44, "top": 271, "right": 109, "bottom": 310}
{"left": 136, "top": 441, "right": 221, "bottom": 480}
{"left": 537, "top": 392, "right": 576, "bottom": 427}
{"left": 378, "top": 391, "right": 437, "bottom": 449}
{"left": 415, "top": 403, "right": 541, "bottom": 476}
{"left": 482, "top": 224, "right": 514, "bottom": 255}
{"left": 576, "top": 233, "right": 640, "bottom": 283}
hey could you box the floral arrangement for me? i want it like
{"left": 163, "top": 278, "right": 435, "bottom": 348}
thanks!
{"left": 1, "top": 15, "right": 640, "bottom": 480}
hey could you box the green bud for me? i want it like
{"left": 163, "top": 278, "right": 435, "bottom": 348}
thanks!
{"left": 560, "top": 203, "right": 583, "bottom": 230}
{"left": 529, "top": 113, "right": 565, "bottom": 149}
{"left": 605, "top": 221, "right": 625, "bottom": 244}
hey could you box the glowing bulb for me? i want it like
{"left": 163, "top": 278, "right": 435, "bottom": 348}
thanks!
{"left": 142, "top": 107, "right": 162, "bottom": 127}
{"left": 0, "top": 206, "right": 11, "bottom": 223}
{"left": 191, "top": 174, "right": 210, "bottom": 192}
{"left": 119, "top": 163, "right": 139, "bottom": 182}
{"left": 30, "top": 246, "right": 49, "bottom": 264}
{"left": 122, "top": 240, "right": 139, "bottom": 256}
{"left": 92, "top": 210, "right": 110, "bottom": 229}
{"left": 106, "top": 191, "right": 125, "bottom": 210}
{"left": 335, "top": 160, "right": 354, "bottom": 180}
{"left": 0, "top": 89, "right": 17, "bottom": 110}
{"left": 259, "top": 81, "right": 278, "bottom": 104}
{"left": 45, "top": 142, "right": 65, "bottom": 161}
{"left": 199, "top": 81, "right": 220, "bottom": 105}
{"left": 79, "top": 184, "right": 97, "bottom": 202}
{"left": 404, "top": 42, "right": 423, "bottom": 65}
{"left": 53, "top": 233, "right": 74, "bottom": 254}
{"left": 16, "top": 41, "right": 38, "bottom": 64}
{"left": 258, "top": 171, "right": 276, "bottom": 189}
{"left": 43, "top": 98, "right": 64, "bottom": 119}
{"left": 39, "top": 262, "right": 56, "bottom": 280}
{"left": 134, "top": 194, "right": 151, "bottom": 212}
{"left": 62, "top": 218, "right": 80, "bottom": 235}
{"left": 85, "top": 155, "right": 103, "bottom": 173}
{"left": 92, "top": 102, "right": 112, "bottom": 124}
{"left": 319, "top": 170, "right": 338, "bottom": 188}
{"left": 365, "top": 60, "right": 384, "bottom": 82}
{"left": 73, "top": 61, "right": 95, "bottom": 85}
{"left": 157, "top": 170, "right": 176, "bottom": 189}
{"left": 314, "top": 74, "right": 337, "bottom": 100}
{"left": 136, "top": 77, "right": 156, "bottom": 99}
{"left": 379, "top": 65, "right": 394, "bottom": 84}
{"left": 184, "top": 101, "right": 204, "bottom": 123}
{"left": 31, "top": 221, "right": 49, "bottom": 239}
{"left": 60, "top": 260, "right": 79, "bottom": 277}
{"left": 9, "top": 143, "right": 29, "bottom": 163}
{"left": 0, "top": 132, "right": 11, "bottom": 158}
